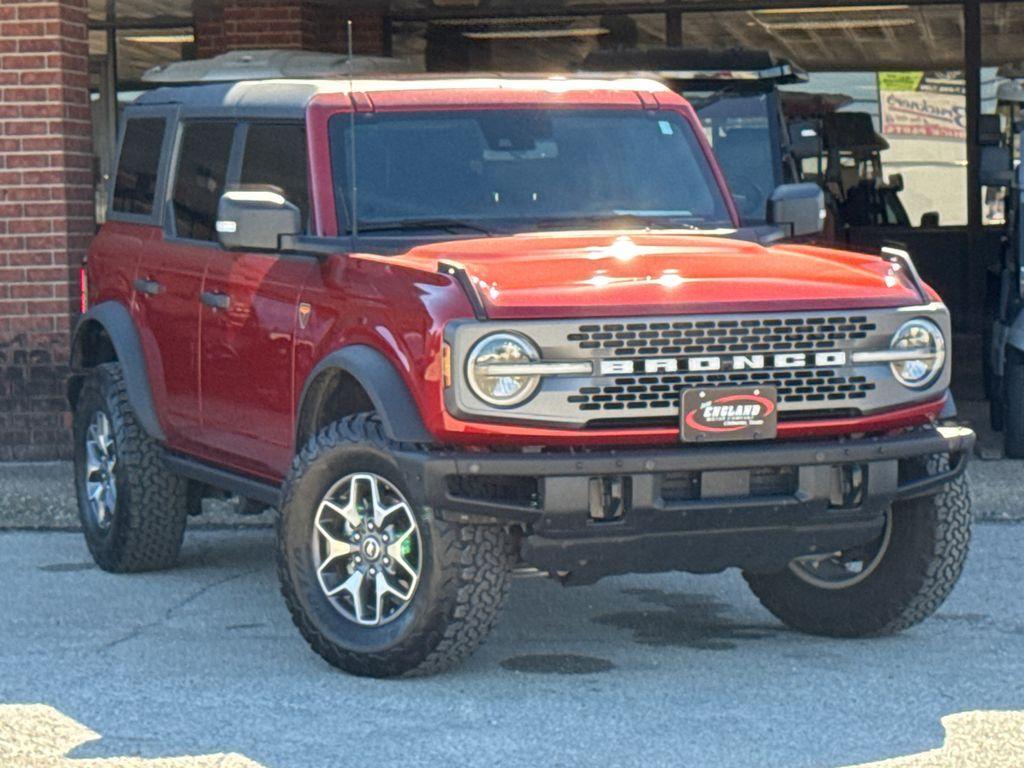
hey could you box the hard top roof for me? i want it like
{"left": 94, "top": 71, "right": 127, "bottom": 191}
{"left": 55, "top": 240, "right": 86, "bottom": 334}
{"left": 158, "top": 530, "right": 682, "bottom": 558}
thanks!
{"left": 131, "top": 74, "right": 675, "bottom": 115}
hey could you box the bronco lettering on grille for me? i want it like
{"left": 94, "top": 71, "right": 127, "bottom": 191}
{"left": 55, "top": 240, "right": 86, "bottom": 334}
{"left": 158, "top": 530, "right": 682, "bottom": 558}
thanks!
{"left": 599, "top": 352, "right": 847, "bottom": 376}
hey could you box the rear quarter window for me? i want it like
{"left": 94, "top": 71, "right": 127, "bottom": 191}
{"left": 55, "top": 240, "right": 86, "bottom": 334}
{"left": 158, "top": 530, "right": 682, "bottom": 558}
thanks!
{"left": 112, "top": 118, "right": 166, "bottom": 218}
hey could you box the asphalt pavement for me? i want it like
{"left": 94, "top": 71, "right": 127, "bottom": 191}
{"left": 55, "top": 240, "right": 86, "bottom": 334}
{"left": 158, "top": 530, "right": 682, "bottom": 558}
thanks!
{"left": 1, "top": 522, "right": 1022, "bottom": 768}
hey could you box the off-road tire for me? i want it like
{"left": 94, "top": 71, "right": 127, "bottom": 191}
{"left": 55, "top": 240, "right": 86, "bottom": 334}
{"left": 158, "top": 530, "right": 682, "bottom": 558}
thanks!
{"left": 743, "top": 455, "right": 971, "bottom": 637}
{"left": 276, "top": 413, "right": 513, "bottom": 678}
{"left": 1004, "top": 348, "right": 1024, "bottom": 457}
{"left": 72, "top": 362, "right": 189, "bottom": 572}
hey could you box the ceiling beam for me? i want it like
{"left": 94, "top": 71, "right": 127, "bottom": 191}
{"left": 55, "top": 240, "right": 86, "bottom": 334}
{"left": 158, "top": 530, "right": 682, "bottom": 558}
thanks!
{"left": 389, "top": 0, "right": 1024, "bottom": 23}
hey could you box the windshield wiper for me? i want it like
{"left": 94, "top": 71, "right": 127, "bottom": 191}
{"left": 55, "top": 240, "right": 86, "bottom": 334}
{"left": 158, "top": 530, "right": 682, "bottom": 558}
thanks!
{"left": 353, "top": 218, "right": 493, "bottom": 236}
{"left": 535, "top": 213, "right": 701, "bottom": 231}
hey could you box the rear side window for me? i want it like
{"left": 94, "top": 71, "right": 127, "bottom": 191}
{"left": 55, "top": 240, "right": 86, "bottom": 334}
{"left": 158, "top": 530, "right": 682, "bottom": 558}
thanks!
{"left": 172, "top": 121, "right": 235, "bottom": 241}
{"left": 112, "top": 118, "right": 165, "bottom": 217}
{"left": 239, "top": 122, "right": 309, "bottom": 230}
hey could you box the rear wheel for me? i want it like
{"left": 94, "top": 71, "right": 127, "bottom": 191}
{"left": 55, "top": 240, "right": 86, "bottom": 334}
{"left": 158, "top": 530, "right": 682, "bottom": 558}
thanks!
{"left": 72, "top": 363, "right": 189, "bottom": 572}
{"left": 744, "top": 456, "right": 970, "bottom": 637}
{"left": 276, "top": 413, "right": 513, "bottom": 677}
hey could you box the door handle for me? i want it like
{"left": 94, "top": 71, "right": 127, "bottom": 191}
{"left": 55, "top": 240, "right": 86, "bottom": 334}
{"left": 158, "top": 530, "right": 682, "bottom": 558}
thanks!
{"left": 133, "top": 278, "right": 162, "bottom": 296}
{"left": 200, "top": 291, "right": 231, "bottom": 310}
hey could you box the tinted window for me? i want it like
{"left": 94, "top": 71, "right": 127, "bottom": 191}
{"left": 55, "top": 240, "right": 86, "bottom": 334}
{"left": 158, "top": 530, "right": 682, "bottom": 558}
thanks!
{"left": 112, "top": 118, "right": 165, "bottom": 217}
{"left": 329, "top": 109, "right": 732, "bottom": 232}
{"left": 172, "top": 122, "right": 235, "bottom": 241}
{"left": 239, "top": 123, "right": 309, "bottom": 229}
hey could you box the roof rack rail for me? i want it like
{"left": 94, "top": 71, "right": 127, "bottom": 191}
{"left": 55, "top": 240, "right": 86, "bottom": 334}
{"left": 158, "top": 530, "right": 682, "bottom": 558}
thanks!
{"left": 580, "top": 46, "right": 807, "bottom": 86}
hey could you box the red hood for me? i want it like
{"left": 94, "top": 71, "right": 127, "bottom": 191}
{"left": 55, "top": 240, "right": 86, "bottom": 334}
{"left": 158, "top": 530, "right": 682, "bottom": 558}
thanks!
{"left": 383, "top": 232, "right": 928, "bottom": 319}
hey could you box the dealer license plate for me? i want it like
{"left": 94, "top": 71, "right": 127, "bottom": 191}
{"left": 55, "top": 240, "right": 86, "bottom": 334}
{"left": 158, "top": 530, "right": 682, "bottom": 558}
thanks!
{"left": 680, "top": 386, "right": 778, "bottom": 443}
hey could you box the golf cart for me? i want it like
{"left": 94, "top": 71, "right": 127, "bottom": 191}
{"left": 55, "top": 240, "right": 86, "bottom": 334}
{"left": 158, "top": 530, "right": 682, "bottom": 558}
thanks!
{"left": 581, "top": 47, "right": 810, "bottom": 235}
{"left": 981, "top": 76, "right": 1024, "bottom": 452}
{"left": 782, "top": 94, "right": 913, "bottom": 236}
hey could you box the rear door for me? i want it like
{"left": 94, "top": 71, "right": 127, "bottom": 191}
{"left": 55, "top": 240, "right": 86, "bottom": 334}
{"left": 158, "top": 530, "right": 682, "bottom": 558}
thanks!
{"left": 197, "top": 121, "right": 315, "bottom": 477}
{"left": 132, "top": 118, "right": 235, "bottom": 452}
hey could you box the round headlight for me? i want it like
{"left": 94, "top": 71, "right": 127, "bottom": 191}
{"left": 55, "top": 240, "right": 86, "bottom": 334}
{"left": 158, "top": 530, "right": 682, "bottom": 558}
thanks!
{"left": 467, "top": 333, "right": 541, "bottom": 407}
{"left": 890, "top": 318, "right": 945, "bottom": 388}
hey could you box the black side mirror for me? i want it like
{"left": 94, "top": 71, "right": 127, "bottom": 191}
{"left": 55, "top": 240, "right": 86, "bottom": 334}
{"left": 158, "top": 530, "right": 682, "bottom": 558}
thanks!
{"left": 216, "top": 188, "right": 301, "bottom": 251}
{"left": 767, "top": 182, "right": 825, "bottom": 238}
{"left": 920, "top": 211, "right": 941, "bottom": 228}
{"left": 887, "top": 173, "right": 904, "bottom": 192}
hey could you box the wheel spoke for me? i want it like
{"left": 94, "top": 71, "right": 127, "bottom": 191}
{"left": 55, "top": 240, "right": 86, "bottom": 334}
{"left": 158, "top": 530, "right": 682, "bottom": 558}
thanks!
{"left": 85, "top": 441, "right": 102, "bottom": 473}
{"left": 327, "top": 569, "right": 366, "bottom": 618}
{"left": 373, "top": 570, "right": 411, "bottom": 622}
{"left": 316, "top": 521, "right": 356, "bottom": 565}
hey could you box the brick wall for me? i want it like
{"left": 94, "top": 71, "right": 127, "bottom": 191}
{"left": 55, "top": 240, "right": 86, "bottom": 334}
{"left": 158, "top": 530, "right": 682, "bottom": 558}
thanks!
{"left": 0, "top": 0, "right": 92, "bottom": 461}
{"left": 195, "top": 1, "right": 386, "bottom": 59}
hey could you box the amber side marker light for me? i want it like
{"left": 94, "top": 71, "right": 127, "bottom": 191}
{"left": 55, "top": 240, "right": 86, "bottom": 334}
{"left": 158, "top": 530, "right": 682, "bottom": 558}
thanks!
{"left": 442, "top": 343, "right": 452, "bottom": 388}
{"left": 79, "top": 265, "right": 88, "bottom": 313}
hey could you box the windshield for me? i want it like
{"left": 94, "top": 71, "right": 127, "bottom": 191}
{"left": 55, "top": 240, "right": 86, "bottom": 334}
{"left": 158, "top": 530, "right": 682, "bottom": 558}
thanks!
{"left": 686, "top": 91, "right": 779, "bottom": 223}
{"left": 328, "top": 108, "right": 733, "bottom": 234}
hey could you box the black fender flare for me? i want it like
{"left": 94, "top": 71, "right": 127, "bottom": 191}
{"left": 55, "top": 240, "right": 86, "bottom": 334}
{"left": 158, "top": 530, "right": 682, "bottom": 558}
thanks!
{"left": 68, "top": 301, "right": 166, "bottom": 441}
{"left": 296, "top": 345, "right": 433, "bottom": 447}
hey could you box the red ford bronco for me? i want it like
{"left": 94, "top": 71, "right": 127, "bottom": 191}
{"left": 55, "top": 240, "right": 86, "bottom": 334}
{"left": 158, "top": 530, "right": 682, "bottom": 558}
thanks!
{"left": 70, "top": 74, "right": 973, "bottom": 678}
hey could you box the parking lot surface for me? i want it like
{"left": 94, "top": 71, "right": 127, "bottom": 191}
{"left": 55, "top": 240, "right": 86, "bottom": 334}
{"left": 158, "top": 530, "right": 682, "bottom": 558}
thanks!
{"left": 1, "top": 524, "right": 1022, "bottom": 768}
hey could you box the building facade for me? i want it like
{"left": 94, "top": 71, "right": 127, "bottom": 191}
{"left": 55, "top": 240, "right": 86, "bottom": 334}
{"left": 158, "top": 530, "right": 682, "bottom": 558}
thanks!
{"left": 0, "top": 0, "right": 1010, "bottom": 460}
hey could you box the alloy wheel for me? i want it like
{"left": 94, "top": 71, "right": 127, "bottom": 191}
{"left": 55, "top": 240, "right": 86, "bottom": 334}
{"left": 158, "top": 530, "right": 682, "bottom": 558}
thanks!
{"left": 311, "top": 473, "right": 422, "bottom": 626}
{"left": 84, "top": 411, "right": 117, "bottom": 531}
{"left": 788, "top": 512, "right": 893, "bottom": 590}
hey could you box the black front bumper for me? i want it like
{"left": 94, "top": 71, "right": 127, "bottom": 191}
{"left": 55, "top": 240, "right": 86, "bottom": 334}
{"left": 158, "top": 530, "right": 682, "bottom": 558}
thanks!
{"left": 396, "top": 425, "right": 974, "bottom": 582}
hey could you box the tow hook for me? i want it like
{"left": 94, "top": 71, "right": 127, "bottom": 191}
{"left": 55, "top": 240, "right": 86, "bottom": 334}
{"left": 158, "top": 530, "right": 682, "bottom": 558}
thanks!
{"left": 589, "top": 476, "right": 629, "bottom": 521}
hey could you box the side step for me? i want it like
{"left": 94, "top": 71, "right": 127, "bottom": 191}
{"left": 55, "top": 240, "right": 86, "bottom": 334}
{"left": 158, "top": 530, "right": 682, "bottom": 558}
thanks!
{"left": 162, "top": 451, "right": 282, "bottom": 508}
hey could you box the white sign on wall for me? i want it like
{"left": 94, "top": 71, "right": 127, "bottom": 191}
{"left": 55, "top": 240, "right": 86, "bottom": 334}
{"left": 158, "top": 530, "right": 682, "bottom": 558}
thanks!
{"left": 878, "top": 71, "right": 966, "bottom": 140}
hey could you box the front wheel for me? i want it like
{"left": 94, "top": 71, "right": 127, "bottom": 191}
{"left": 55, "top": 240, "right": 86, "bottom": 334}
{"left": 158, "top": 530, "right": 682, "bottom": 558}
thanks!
{"left": 744, "top": 456, "right": 970, "bottom": 637}
{"left": 276, "top": 413, "right": 513, "bottom": 678}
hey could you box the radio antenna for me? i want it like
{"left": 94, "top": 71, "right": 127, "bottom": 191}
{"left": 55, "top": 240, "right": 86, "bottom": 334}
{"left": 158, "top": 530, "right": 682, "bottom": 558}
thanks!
{"left": 346, "top": 18, "right": 358, "bottom": 238}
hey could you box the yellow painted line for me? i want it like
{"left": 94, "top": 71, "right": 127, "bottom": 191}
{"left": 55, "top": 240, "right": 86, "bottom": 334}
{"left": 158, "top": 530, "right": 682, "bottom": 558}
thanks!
{"left": 840, "top": 711, "right": 1024, "bottom": 768}
{"left": 2, "top": 703, "right": 1022, "bottom": 767}
{"left": 0, "top": 704, "right": 264, "bottom": 767}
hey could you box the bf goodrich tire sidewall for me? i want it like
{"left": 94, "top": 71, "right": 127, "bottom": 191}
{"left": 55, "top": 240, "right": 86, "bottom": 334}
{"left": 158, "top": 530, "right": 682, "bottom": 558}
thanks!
{"left": 280, "top": 442, "right": 449, "bottom": 655}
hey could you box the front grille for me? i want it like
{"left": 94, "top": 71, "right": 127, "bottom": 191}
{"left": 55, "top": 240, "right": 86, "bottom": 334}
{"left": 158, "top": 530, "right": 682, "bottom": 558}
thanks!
{"left": 569, "top": 369, "right": 876, "bottom": 412}
{"left": 568, "top": 315, "right": 876, "bottom": 357}
{"left": 447, "top": 306, "right": 947, "bottom": 428}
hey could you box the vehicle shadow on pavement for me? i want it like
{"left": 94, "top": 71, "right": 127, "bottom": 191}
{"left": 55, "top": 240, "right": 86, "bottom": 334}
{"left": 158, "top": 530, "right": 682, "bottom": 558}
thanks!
{"left": 591, "top": 587, "right": 784, "bottom": 650}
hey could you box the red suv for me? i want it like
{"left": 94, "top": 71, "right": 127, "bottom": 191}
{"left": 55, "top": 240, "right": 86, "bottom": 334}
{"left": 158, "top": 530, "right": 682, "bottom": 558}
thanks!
{"left": 70, "top": 75, "right": 973, "bottom": 677}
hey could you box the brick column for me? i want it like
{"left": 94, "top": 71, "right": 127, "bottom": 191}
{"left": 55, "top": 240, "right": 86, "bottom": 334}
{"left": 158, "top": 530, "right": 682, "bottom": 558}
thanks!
{"left": 195, "top": 1, "right": 386, "bottom": 58}
{"left": 0, "top": 0, "right": 92, "bottom": 460}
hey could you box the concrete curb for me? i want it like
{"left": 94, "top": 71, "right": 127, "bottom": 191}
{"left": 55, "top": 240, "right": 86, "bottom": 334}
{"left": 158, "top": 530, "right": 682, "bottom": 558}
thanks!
{"left": 1, "top": 459, "right": 1020, "bottom": 530}
{"left": 0, "top": 462, "right": 274, "bottom": 530}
